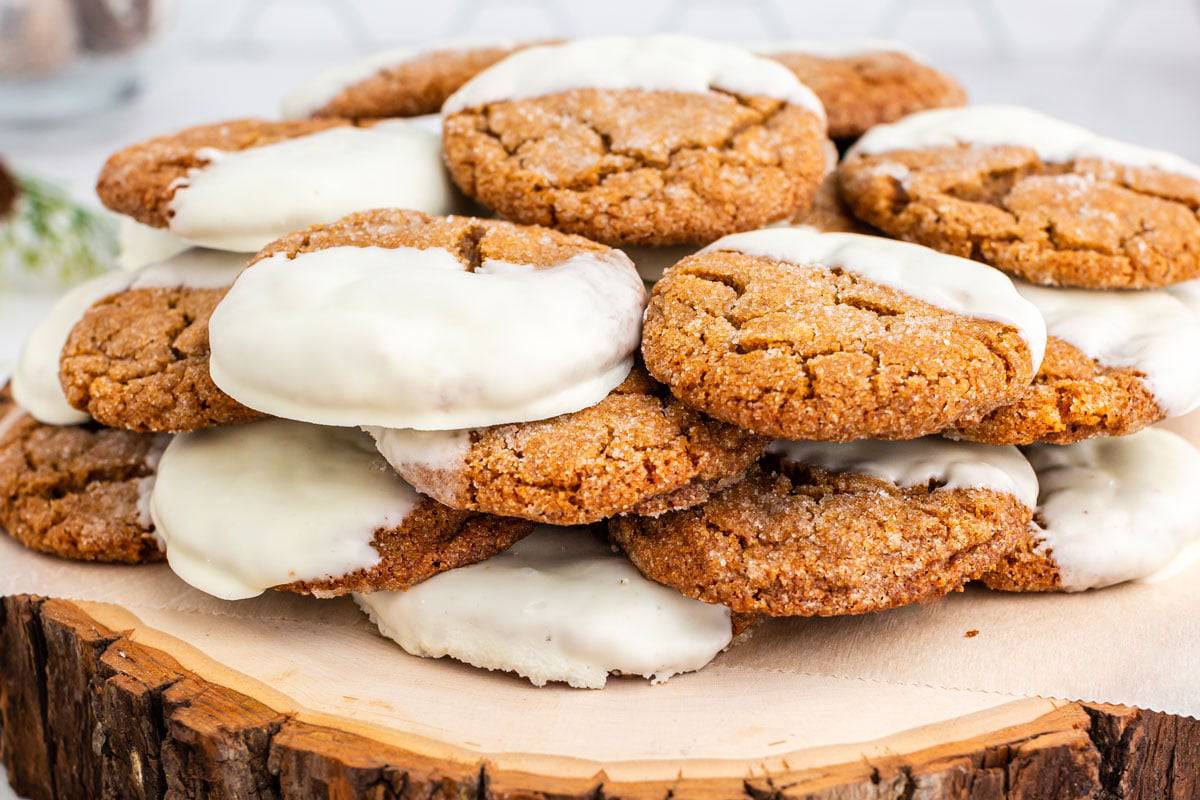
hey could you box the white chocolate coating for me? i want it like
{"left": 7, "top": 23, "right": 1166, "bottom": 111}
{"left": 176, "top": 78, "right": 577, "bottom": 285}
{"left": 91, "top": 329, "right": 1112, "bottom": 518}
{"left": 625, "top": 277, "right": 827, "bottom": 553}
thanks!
{"left": 769, "top": 437, "right": 1039, "bottom": 509}
{"left": 281, "top": 39, "right": 521, "bottom": 119}
{"left": 1015, "top": 280, "right": 1200, "bottom": 417}
{"left": 11, "top": 250, "right": 247, "bottom": 426}
{"left": 444, "top": 35, "right": 825, "bottom": 120}
{"left": 704, "top": 227, "right": 1047, "bottom": 371}
{"left": 117, "top": 217, "right": 192, "bottom": 270}
{"left": 365, "top": 426, "right": 470, "bottom": 507}
{"left": 209, "top": 245, "right": 645, "bottom": 430}
{"left": 848, "top": 105, "right": 1200, "bottom": 181}
{"left": 753, "top": 38, "right": 924, "bottom": 61}
{"left": 152, "top": 419, "right": 419, "bottom": 601}
{"left": 168, "top": 123, "right": 457, "bottom": 252}
{"left": 1025, "top": 428, "right": 1200, "bottom": 591}
{"left": 354, "top": 526, "right": 732, "bottom": 689}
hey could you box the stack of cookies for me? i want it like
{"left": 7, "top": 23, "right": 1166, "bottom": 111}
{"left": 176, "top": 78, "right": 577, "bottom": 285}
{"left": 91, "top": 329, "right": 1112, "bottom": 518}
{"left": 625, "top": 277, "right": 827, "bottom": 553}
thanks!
{"left": 4, "top": 35, "right": 1199, "bottom": 690}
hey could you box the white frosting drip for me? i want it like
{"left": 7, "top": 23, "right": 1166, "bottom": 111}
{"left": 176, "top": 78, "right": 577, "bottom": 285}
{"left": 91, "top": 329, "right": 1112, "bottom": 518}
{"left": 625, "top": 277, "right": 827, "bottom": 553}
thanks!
{"left": 848, "top": 105, "right": 1200, "bottom": 181}
{"left": 1025, "top": 428, "right": 1200, "bottom": 591}
{"left": 152, "top": 419, "right": 418, "bottom": 601}
{"left": 209, "top": 245, "right": 645, "bottom": 430}
{"left": 769, "top": 438, "right": 1039, "bottom": 509}
{"left": 354, "top": 526, "right": 732, "bottom": 689}
{"left": 281, "top": 39, "right": 521, "bottom": 119}
{"left": 117, "top": 217, "right": 192, "bottom": 270}
{"left": 753, "top": 38, "right": 924, "bottom": 61}
{"left": 704, "top": 228, "right": 1047, "bottom": 371}
{"left": 1016, "top": 280, "right": 1200, "bottom": 417}
{"left": 168, "top": 124, "right": 457, "bottom": 252}
{"left": 443, "top": 35, "right": 825, "bottom": 120}
{"left": 11, "top": 250, "right": 247, "bottom": 425}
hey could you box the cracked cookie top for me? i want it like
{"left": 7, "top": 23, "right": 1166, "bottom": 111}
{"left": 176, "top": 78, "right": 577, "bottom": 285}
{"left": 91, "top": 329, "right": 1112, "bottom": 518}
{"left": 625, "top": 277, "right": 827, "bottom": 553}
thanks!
{"left": 610, "top": 436, "right": 1036, "bottom": 617}
{"left": 758, "top": 40, "right": 966, "bottom": 142}
{"left": 839, "top": 105, "right": 1200, "bottom": 288}
{"left": 152, "top": 417, "right": 532, "bottom": 600}
{"left": 441, "top": 36, "right": 829, "bottom": 247}
{"left": 641, "top": 227, "right": 1045, "bottom": 441}
{"left": 53, "top": 250, "right": 259, "bottom": 433}
{"left": 0, "top": 384, "right": 167, "bottom": 564}
{"left": 208, "top": 209, "right": 646, "bottom": 430}
{"left": 366, "top": 366, "right": 768, "bottom": 526}
{"left": 981, "top": 428, "right": 1200, "bottom": 593}
{"left": 282, "top": 40, "right": 544, "bottom": 120}
{"left": 96, "top": 118, "right": 459, "bottom": 252}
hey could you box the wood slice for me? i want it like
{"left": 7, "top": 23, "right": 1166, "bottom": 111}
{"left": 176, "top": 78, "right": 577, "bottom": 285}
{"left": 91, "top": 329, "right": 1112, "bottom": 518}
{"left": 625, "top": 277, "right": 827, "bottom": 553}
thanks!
{"left": 2, "top": 595, "right": 1198, "bottom": 799}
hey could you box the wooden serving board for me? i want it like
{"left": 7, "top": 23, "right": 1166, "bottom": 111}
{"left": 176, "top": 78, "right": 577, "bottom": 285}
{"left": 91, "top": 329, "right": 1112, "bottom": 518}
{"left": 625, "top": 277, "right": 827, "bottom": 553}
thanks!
{"left": 2, "top": 595, "right": 1198, "bottom": 800}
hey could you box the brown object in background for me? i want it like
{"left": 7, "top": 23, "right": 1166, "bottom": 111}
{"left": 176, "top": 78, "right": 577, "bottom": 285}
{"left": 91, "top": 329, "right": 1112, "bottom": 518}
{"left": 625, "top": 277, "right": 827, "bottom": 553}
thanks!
{"left": 0, "top": 160, "right": 17, "bottom": 218}
{"left": 71, "top": 0, "right": 156, "bottom": 53}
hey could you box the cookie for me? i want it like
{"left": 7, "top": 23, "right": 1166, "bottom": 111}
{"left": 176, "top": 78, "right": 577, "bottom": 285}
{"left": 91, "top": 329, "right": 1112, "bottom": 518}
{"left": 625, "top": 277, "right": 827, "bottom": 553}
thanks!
{"left": 611, "top": 437, "right": 1036, "bottom": 617}
{"left": 641, "top": 227, "right": 1046, "bottom": 441}
{"left": 151, "top": 418, "right": 532, "bottom": 600}
{"left": 0, "top": 384, "right": 166, "bottom": 564}
{"left": 367, "top": 366, "right": 767, "bottom": 526}
{"left": 281, "top": 40, "right": 543, "bottom": 120}
{"left": 356, "top": 525, "right": 734, "bottom": 688}
{"left": 96, "top": 117, "right": 459, "bottom": 252}
{"left": 41, "top": 251, "right": 260, "bottom": 433}
{"left": 839, "top": 105, "right": 1200, "bottom": 289}
{"left": 441, "top": 35, "right": 829, "bottom": 247}
{"left": 954, "top": 280, "right": 1200, "bottom": 444}
{"left": 209, "top": 209, "right": 646, "bottom": 430}
{"left": 981, "top": 428, "right": 1200, "bottom": 592}
{"left": 758, "top": 39, "right": 966, "bottom": 143}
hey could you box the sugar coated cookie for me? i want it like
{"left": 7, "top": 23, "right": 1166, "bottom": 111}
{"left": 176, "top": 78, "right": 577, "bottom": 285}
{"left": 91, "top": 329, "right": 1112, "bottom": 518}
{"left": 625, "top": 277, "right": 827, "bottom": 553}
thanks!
{"left": 13, "top": 249, "right": 249, "bottom": 431}
{"left": 839, "top": 105, "right": 1200, "bottom": 289}
{"left": 151, "top": 418, "right": 532, "bottom": 600}
{"left": 51, "top": 250, "right": 259, "bottom": 433}
{"left": 758, "top": 39, "right": 966, "bottom": 142}
{"left": 209, "top": 210, "right": 646, "bottom": 429}
{"left": 282, "top": 40, "right": 542, "bottom": 120}
{"left": 0, "top": 385, "right": 166, "bottom": 563}
{"left": 355, "top": 525, "right": 733, "bottom": 688}
{"left": 96, "top": 118, "right": 459, "bottom": 252}
{"left": 367, "top": 367, "right": 766, "bottom": 525}
{"left": 442, "top": 35, "right": 829, "bottom": 247}
{"left": 641, "top": 227, "right": 1045, "bottom": 440}
{"left": 611, "top": 437, "right": 1036, "bottom": 616}
{"left": 982, "top": 428, "right": 1200, "bottom": 592}
{"left": 955, "top": 281, "right": 1200, "bottom": 444}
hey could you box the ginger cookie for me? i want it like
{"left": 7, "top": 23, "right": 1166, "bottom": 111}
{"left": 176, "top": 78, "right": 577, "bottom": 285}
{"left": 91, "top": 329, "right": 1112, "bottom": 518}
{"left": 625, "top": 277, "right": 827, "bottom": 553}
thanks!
{"left": 281, "top": 40, "right": 543, "bottom": 120}
{"left": 641, "top": 227, "right": 1046, "bottom": 441}
{"left": 839, "top": 105, "right": 1200, "bottom": 289}
{"left": 611, "top": 437, "right": 1037, "bottom": 617}
{"left": 981, "top": 428, "right": 1200, "bottom": 593}
{"left": 441, "top": 35, "right": 829, "bottom": 247}
{"left": 366, "top": 366, "right": 767, "bottom": 526}
{"left": 758, "top": 39, "right": 966, "bottom": 143}
{"left": 356, "top": 525, "right": 735, "bottom": 688}
{"left": 209, "top": 209, "right": 645, "bottom": 430}
{"left": 96, "top": 117, "right": 459, "bottom": 252}
{"left": 151, "top": 418, "right": 532, "bottom": 600}
{"left": 954, "top": 281, "right": 1200, "bottom": 444}
{"left": 0, "top": 384, "right": 166, "bottom": 564}
{"left": 49, "top": 250, "right": 261, "bottom": 433}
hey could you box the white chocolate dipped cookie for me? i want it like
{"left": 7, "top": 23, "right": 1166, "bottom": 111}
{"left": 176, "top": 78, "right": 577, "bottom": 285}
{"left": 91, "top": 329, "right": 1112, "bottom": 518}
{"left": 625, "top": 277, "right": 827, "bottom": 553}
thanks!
{"left": 641, "top": 227, "right": 1046, "bottom": 441}
{"left": 13, "top": 249, "right": 248, "bottom": 428}
{"left": 611, "top": 437, "right": 1037, "bottom": 617}
{"left": 982, "top": 428, "right": 1200, "bottom": 592}
{"left": 956, "top": 280, "right": 1200, "bottom": 444}
{"left": 354, "top": 525, "right": 735, "bottom": 689}
{"left": 209, "top": 210, "right": 646, "bottom": 430}
{"left": 442, "top": 35, "right": 830, "bottom": 247}
{"left": 839, "top": 105, "right": 1200, "bottom": 289}
{"left": 96, "top": 117, "right": 460, "bottom": 253}
{"left": 151, "top": 418, "right": 531, "bottom": 601}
